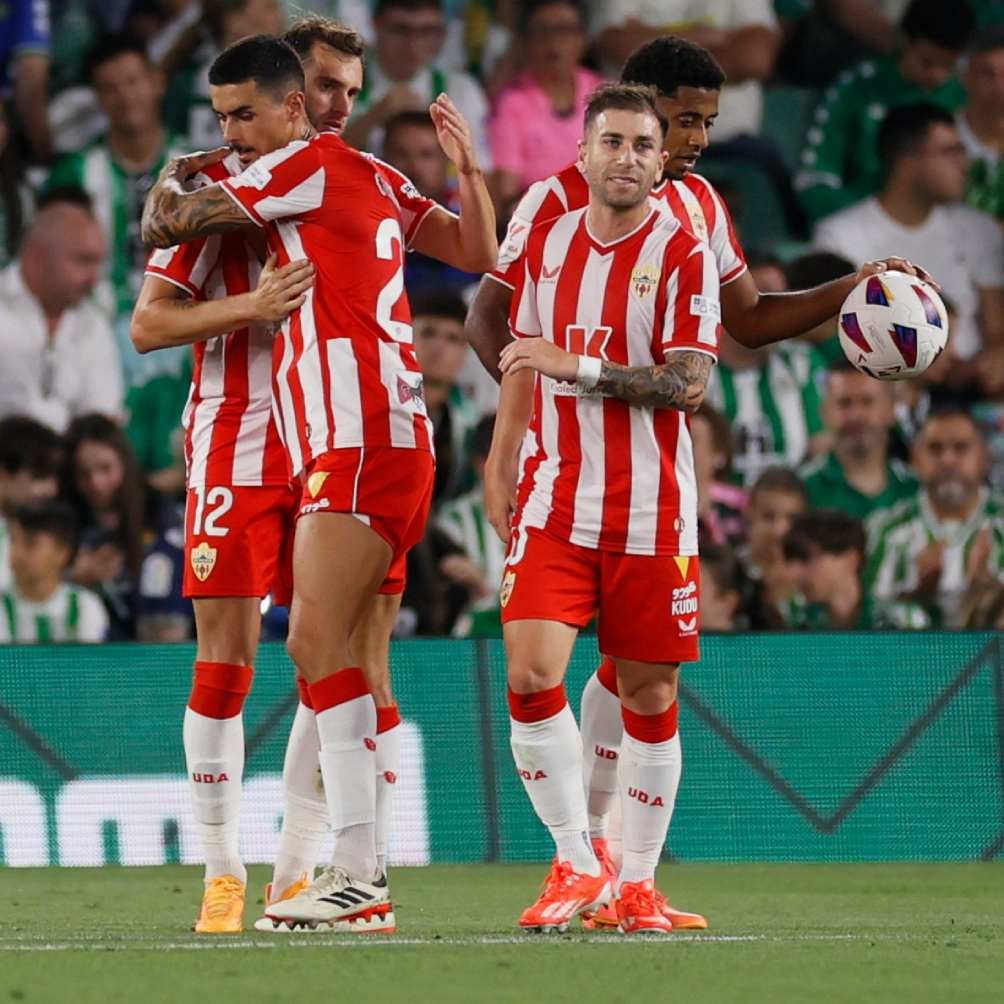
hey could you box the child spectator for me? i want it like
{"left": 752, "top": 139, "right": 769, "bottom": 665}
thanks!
{"left": 783, "top": 250, "right": 856, "bottom": 366}
{"left": 691, "top": 403, "right": 746, "bottom": 549}
{"left": 0, "top": 416, "right": 63, "bottom": 591}
{"left": 0, "top": 500, "right": 108, "bottom": 643}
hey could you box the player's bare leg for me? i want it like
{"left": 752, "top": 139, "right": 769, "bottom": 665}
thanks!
{"left": 505, "top": 619, "right": 611, "bottom": 932}
{"left": 609, "top": 658, "right": 706, "bottom": 934}
{"left": 186, "top": 596, "right": 261, "bottom": 933}
{"left": 267, "top": 513, "right": 396, "bottom": 931}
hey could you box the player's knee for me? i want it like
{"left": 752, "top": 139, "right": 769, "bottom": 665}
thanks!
{"left": 506, "top": 660, "right": 563, "bottom": 694}
{"left": 617, "top": 666, "right": 679, "bottom": 714}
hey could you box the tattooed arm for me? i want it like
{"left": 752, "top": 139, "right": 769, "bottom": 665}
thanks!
{"left": 140, "top": 148, "right": 251, "bottom": 249}
{"left": 593, "top": 351, "right": 713, "bottom": 412}
{"left": 498, "top": 338, "right": 713, "bottom": 413}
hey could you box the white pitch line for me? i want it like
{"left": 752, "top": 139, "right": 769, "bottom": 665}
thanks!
{"left": 0, "top": 933, "right": 918, "bottom": 953}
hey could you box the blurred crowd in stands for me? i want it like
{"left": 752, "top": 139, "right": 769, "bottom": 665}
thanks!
{"left": 0, "top": 0, "right": 1003, "bottom": 643}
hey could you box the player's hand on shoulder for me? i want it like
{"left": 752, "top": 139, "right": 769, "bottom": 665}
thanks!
{"left": 251, "top": 253, "right": 315, "bottom": 323}
{"left": 857, "top": 257, "right": 940, "bottom": 290}
{"left": 161, "top": 147, "right": 230, "bottom": 188}
{"left": 500, "top": 338, "right": 578, "bottom": 382}
{"left": 430, "top": 93, "right": 478, "bottom": 175}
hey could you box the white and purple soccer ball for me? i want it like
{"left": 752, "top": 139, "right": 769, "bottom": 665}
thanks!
{"left": 837, "top": 269, "right": 949, "bottom": 381}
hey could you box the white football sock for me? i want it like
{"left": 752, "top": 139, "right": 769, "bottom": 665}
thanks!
{"left": 272, "top": 702, "right": 328, "bottom": 898}
{"left": 617, "top": 732, "right": 681, "bottom": 889}
{"left": 183, "top": 707, "right": 246, "bottom": 884}
{"left": 315, "top": 690, "right": 378, "bottom": 880}
{"left": 579, "top": 670, "right": 623, "bottom": 840}
{"left": 375, "top": 720, "right": 401, "bottom": 875}
{"left": 510, "top": 704, "right": 598, "bottom": 876}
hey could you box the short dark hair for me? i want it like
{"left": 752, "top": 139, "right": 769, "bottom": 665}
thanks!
{"left": 784, "top": 510, "right": 866, "bottom": 564}
{"left": 85, "top": 32, "right": 150, "bottom": 80}
{"left": 901, "top": 0, "right": 975, "bottom": 51}
{"left": 384, "top": 110, "right": 437, "bottom": 144}
{"left": 518, "top": 0, "right": 586, "bottom": 34}
{"left": 8, "top": 500, "right": 79, "bottom": 557}
{"left": 411, "top": 290, "right": 467, "bottom": 325}
{"left": 785, "top": 251, "right": 855, "bottom": 291}
{"left": 966, "top": 25, "right": 1004, "bottom": 56}
{"left": 701, "top": 541, "right": 743, "bottom": 596}
{"left": 374, "top": 0, "right": 442, "bottom": 17}
{"left": 620, "top": 35, "right": 726, "bottom": 98}
{"left": 0, "top": 417, "right": 63, "bottom": 481}
{"left": 825, "top": 356, "right": 862, "bottom": 378}
{"left": 877, "top": 102, "right": 955, "bottom": 176}
{"left": 284, "top": 16, "right": 365, "bottom": 61}
{"left": 209, "top": 35, "right": 305, "bottom": 96}
{"left": 920, "top": 405, "right": 983, "bottom": 435}
{"left": 584, "top": 83, "right": 667, "bottom": 139}
{"left": 749, "top": 466, "right": 808, "bottom": 505}
{"left": 36, "top": 185, "right": 94, "bottom": 215}
{"left": 693, "top": 403, "right": 733, "bottom": 475}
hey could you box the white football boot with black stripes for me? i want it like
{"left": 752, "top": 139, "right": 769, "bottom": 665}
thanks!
{"left": 263, "top": 866, "right": 395, "bottom": 933}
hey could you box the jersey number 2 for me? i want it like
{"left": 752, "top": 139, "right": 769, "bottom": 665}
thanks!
{"left": 375, "top": 217, "right": 412, "bottom": 344}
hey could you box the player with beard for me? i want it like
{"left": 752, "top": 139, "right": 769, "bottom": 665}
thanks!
{"left": 466, "top": 35, "right": 933, "bottom": 931}
{"left": 133, "top": 24, "right": 494, "bottom": 933}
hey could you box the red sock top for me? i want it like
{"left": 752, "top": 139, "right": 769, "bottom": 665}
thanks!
{"left": 295, "top": 676, "right": 313, "bottom": 710}
{"left": 376, "top": 704, "right": 401, "bottom": 734}
{"left": 188, "top": 661, "right": 253, "bottom": 719}
{"left": 622, "top": 701, "right": 679, "bottom": 743}
{"left": 508, "top": 683, "right": 567, "bottom": 723}
{"left": 308, "top": 667, "right": 370, "bottom": 714}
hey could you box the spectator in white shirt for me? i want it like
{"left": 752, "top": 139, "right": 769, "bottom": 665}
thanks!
{"left": 814, "top": 103, "right": 1004, "bottom": 392}
{"left": 343, "top": 0, "right": 492, "bottom": 165}
{"left": 0, "top": 188, "right": 123, "bottom": 433}
{"left": 590, "top": 0, "right": 780, "bottom": 140}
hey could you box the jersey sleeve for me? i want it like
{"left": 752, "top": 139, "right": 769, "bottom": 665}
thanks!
{"left": 371, "top": 158, "right": 441, "bottom": 247}
{"left": 661, "top": 239, "right": 721, "bottom": 360}
{"left": 221, "top": 140, "right": 325, "bottom": 225}
{"left": 491, "top": 173, "right": 577, "bottom": 288}
{"left": 698, "top": 178, "right": 747, "bottom": 285}
{"left": 145, "top": 237, "right": 221, "bottom": 298}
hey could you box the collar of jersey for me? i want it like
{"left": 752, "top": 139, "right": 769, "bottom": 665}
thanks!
{"left": 582, "top": 206, "right": 658, "bottom": 251}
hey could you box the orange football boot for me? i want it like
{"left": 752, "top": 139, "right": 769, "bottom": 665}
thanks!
{"left": 519, "top": 860, "right": 612, "bottom": 933}
{"left": 193, "top": 875, "right": 245, "bottom": 934}
{"left": 615, "top": 879, "right": 673, "bottom": 935}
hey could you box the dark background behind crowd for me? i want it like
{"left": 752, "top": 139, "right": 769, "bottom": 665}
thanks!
{"left": 1, "top": 0, "right": 1004, "bottom": 643}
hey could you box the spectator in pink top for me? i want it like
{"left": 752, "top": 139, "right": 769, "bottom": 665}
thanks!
{"left": 488, "top": 0, "right": 604, "bottom": 208}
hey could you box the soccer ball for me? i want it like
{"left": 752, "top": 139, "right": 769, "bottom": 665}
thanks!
{"left": 837, "top": 270, "right": 949, "bottom": 381}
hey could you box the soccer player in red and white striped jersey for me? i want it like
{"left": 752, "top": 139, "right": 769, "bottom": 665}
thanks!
{"left": 486, "top": 83, "right": 716, "bottom": 935}
{"left": 134, "top": 26, "right": 496, "bottom": 934}
{"left": 467, "top": 37, "right": 931, "bottom": 931}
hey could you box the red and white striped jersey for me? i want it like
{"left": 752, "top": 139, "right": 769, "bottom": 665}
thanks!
{"left": 509, "top": 207, "right": 721, "bottom": 557}
{"left": 220, "top": 134, "right": 436, "bottom": 477}
{"left": 493, "top": 163, "right": 746, "bottom": 291}
{"left": 145, "top": 154, "right": 287, "bottom": 489}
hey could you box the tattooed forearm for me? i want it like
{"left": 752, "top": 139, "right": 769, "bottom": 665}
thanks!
{"left": 594, "top": 350, "right": 713, "bottom": 412}
{"left": 141, "top": 180, "right": 250, "bottom": 249}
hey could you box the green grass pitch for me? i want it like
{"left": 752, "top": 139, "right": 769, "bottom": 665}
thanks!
{"left": 2, "top": 862, "right": 1003, "bottom": 1003}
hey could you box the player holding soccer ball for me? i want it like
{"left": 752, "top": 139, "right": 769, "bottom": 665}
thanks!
{"left": 469, "top": 35, "right": 938, "bottom": 932}
{"left": 136, "top": 27, "right": 495, "bottom": 933}
{"left": 486, "top": 82, "right": 722, "bottom": 934}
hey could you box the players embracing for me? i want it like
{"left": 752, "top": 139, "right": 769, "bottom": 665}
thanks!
{"left": 136, "top": 22, "right": 496, "bottom": 933}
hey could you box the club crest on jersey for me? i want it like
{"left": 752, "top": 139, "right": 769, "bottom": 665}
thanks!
{"left": 307, "top": 471, "right": 329, "bottom": 498}
{"left": 397, "top": 374, "right": 426, "bottom": 407}
{"left": 630, "top": 264, "right": 660, "bottom": 299}
{"left": 190, "top": 541, "right": 217, "bottom": 582}
{"left": 500, "top": 570, "right": 516, "bottom": 608}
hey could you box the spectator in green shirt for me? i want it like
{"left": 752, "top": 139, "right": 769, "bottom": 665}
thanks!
{"left": 783, "top": 508, "right": 930, "bottom": 629}
{"left": 796, "top": 0, "right": 973, "bottom": 224}
{"left": 783, "top": 250, "right": 856, "bottom": 367}
{"left": 799, "top": 359, "right": 918, "bottom": 520}
{"left": 957, "top": 29, "right": 1004, "bottom": 221}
